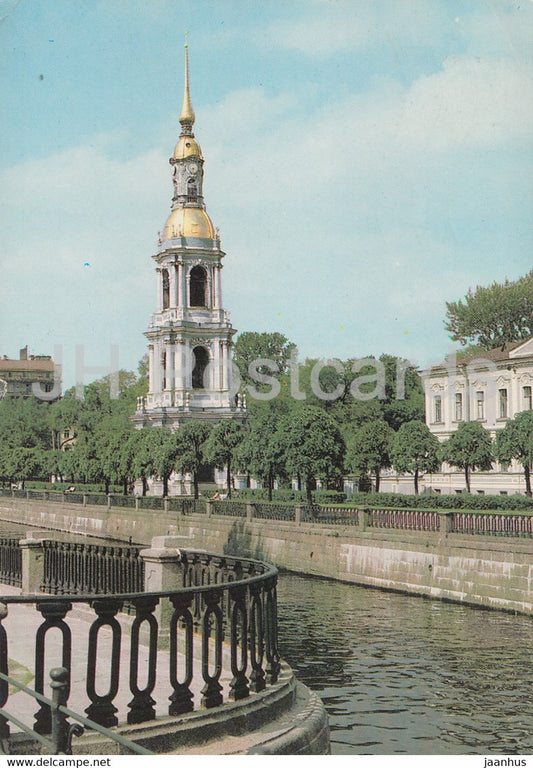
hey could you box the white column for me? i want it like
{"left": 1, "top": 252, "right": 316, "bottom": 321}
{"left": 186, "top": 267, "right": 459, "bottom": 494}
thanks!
{"left": 213, "top": 340, "right": 221, "bottom": 391}
{"left": 215, "top": 264, "right": 222, "bottom": 309}
{"left": 185, "top": 271, "right": 191, "bottom": 308}
{"left": 169, "top": 265, "right": 178, "bottom": 308}
{"left": 221, "top": 341, "right": 228, "bottom": 390}
{"left": 156, "top": 268, "right": 163, "bottom": 311}
{"left": 148, "top": 345, "right": 154, "bottom": 392}
{"left": 153, "top": 342, "right": 162, "bottom": 394}
{"left": 175, "top": 341, "right": 185, "bottom": 390}
{"left": 165, "top": 344, "right": 174, "bottom": 390}
{"left": 178, "top": 262, "right": 186, "bottom": 307}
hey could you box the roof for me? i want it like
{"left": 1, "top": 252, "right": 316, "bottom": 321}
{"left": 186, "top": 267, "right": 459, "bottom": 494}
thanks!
{"left": 0, "top": 358, "right": 55, "bottom": 372}
{"left": 424, "top": 337, "right": 533, "bottom": 373}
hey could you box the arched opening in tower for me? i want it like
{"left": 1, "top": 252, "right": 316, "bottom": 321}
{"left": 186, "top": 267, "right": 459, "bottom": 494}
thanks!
{"left": 192, "top": 346, "right": 209, "bottom": 389}
{"left": 187, "top": 178, "right": 198, "bottom": 202}
{"left": 162, "top": 268, "right": 170, "bottom": 309}
{"left": 190, "top": 266, "right": 207, "bottom": 307}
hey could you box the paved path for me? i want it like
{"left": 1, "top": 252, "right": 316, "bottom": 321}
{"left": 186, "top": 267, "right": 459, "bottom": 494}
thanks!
{"left": 0, "top": 585, "right": 232, "bottom": 734}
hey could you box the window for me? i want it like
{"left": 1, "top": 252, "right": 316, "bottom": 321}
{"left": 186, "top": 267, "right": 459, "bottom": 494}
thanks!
{"left": 455, "top": 392, "right": 463, "bottom": 421}
{"left": 498, "top": 388, "right": 508, "bottom": 419}
{"left": 162, "top": 269, "right": 170, "bottom": 310}
{"left": 434, "top": 395, "right": 442, "bottom": 423}
{"left": 192, "top": 346, "right": 209, "bottom": 389}
{"left": 475, "top": 391, "right": 485, "bottom": 420}
{"left": 477, "top": 490, "right": 485, "bottom": 495}
{"left": 187, "top": 178, "right": 198, "bottom": 202}
{"left": 162, "top": 351, "right": 166, "bottom": 390}
{"left": 524, "top": 385, "right": 532, "bottom": 411}
{"left": 500, "top": 491, "right": 508, "bottom": 496}
{"left": 64, "top": 430, "right": 70, "bottom": 439}
{"left": 189, "top": 266, "right": 207, "bottom": 307}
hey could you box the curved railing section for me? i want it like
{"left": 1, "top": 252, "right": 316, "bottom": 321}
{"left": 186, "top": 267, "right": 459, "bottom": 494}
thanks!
{"left": 0, "top": 549, "right": 281, "bottom": 743}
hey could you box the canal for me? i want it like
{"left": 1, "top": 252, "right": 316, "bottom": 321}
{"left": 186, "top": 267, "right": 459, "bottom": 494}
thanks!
{"left": 1, "top": 521, "right": 531, "bottom": 755}
{"left": 277, "top": 572, "right": 533, "bottom": 755}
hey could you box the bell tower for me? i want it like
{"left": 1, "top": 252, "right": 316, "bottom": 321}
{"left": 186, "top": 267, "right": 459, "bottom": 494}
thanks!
{"left": 133, "top": 43, "right": 245, "bottom": 429}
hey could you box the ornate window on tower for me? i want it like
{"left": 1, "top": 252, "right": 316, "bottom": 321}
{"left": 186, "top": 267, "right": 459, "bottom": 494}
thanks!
{"left": 190, "top": 266, "right": 207, "bottom": 307}
{"left": 187, "top": 178, "right": 198, "bottom": 202}
{"left": 162, "top": 269, "right": 170, "bottom": 310}
{"left": 162, "top": 351, "right": 167, "bottom": 390}
{"left": 192, "top": 346, "right": 209, "bottom": 389}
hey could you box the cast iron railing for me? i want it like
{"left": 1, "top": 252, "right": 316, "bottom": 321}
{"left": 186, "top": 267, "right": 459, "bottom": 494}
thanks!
{"left": 1, "top": 488, "right": 532, "bottom": 537}
{"left": 0, "top": 539, "right": 22, "bottom": 588}
{"left": 40, "top": 541, "right": 145, "bottom": 596}
{"left": 0, "top": 549, "right": 280, "bottom": 748}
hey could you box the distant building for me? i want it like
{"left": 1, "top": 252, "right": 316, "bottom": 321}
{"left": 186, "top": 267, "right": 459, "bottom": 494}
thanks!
{"left": 382, "top": 338, "right": 533, "bottom": 495}
{"left": 0, "top": 346, "right": 61, "bottom": 402}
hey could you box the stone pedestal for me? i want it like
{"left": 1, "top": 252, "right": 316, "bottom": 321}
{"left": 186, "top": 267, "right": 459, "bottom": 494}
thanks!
{"left": 19, "top": 539, "right": 44, "bottom": 594}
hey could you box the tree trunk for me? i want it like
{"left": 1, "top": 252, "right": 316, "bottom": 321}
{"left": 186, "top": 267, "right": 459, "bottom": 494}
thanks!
{"left": 163, "top": 474, "right": 169, "bottom": 497}
{"left": 414, "top": 468, "right": 419, "bottom": 495}
{"left": 142, "top": 477, "right": 147, "bottom": 496}
{"left": 226, "top": 461, "right": 232, "bottom": 499}
{"left": 525, "top": 464, "right": 532, "bottom": 498}
{"left": 105, "top": 479, "right": 110, "bottom": 495}
{"left": 268, "top": 469, "right": 273, "bottom": 502}
{"left": 465, "top": 465, "right": 471, "bottom": 494}
{"left": 375, "top": 471, "right": 380, "bottom": 493}
{"left": 193, "top": 472, "right": 199, "bottom": 500}
{"left": 306, "top": 478, "right": 313, "bottom": 506}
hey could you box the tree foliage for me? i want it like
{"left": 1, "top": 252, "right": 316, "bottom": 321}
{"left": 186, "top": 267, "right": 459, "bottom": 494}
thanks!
{"left": 442, "top": 421, "right": 494, "bottom": 493}
{"left": 233, "top": 332, "right": 297, "bottom": 387}
{"left": 496, "top": 411, "right": 533, "bottom": 497}
{"left": 445, "top": 270, "right": 533, "bottom": 350}
{"left": 172, "top": 422, "right": 212, "bottom": 499}
{"left": 204, "top": 420, "right": 246, "bottom": 497}
{"left": 391, "top": 421, "right": 441, "bottom": 494}
{"left": 345, "top": 420, "right": 394, "bottom": 493}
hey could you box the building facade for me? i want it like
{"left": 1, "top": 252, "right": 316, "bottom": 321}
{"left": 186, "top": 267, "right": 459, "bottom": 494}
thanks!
{"left": 133, "top": 47, "right": 245, "bottom": 433}
{"left": 382, "top": 338, "right": 533, "bottom": 495}
{"left": 0, "top": 346, "right": 61, "bottom": 402}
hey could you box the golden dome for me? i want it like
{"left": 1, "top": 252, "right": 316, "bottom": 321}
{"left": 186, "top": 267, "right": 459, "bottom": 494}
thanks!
{"left": 172, "top": 135, "right": 203, "bottom": 160}
{"left": 162, "top": 207, "right": 215, "bottom": 240}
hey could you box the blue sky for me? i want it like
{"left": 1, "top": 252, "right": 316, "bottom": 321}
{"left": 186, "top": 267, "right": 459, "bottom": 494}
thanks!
{"left": 1, "top": 0, "right": 532, "bottom": 389}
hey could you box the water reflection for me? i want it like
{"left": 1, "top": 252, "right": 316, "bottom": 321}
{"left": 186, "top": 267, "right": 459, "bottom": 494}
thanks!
{"left": 277, "top": 573, "right": 533, "bottom": 755}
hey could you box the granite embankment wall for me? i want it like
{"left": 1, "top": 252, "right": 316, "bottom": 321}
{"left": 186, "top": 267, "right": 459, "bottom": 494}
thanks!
{"left": 1, "top": 496, "right": 532, "bottom": 616}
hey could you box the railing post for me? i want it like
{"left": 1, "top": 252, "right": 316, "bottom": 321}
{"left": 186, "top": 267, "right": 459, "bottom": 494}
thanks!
{"left": 82, "top": 494, "right": 87, "bottom": 507}
{"left": 140, "top": 541, "right": 184, "bottom": 644}
{"left": 205, "top": 499, "right": 212, "bottom": 518}
{"left": 106, "top": 494, "right": 111, "bottom": 510}
{"left": 439, "top": 511, "right": 455, "bottom": 534}
{"left": 20, "top": 538, "right": 45, "bottom": 594}
{"left": 164, "top": 498, "right": 169, "bottom": 513}
{"left": 246, "top": 502, "right": 255, "bottom": 522}
{"left": 357, "top": 507, "right": 371, "bottom": 531}
{"left": 295, "top": 505, "right": 302, "bottom": 525}
{"left": 135, "top": 497, "right": 140, "bottom": 512}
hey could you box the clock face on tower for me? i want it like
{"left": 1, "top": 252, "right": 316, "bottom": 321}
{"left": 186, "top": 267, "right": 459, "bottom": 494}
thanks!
{"left": 187, "top": 162, "right": 198, "bottom": 174}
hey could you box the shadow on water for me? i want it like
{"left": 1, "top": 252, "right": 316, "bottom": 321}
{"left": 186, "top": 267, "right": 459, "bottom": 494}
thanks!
{"left": 277, "top": 573, "right": 533, "bottom": 756}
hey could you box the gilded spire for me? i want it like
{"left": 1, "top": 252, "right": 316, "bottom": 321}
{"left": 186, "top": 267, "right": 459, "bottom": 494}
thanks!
{"left": 179, "top": 34, "right": 195, "bottom": 134}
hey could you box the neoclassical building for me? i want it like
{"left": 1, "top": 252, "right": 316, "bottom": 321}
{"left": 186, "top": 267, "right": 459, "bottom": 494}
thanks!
{"left": 382, "top": 338, "right": 533, "bottom": 495}
{"left": 133, "top": 47, "right": 246, "bottom": 433}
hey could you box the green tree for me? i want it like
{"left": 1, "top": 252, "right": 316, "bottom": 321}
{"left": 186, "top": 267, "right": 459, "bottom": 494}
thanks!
{"left": 151, "top": 427, "right": 176, "bottom": 497}
{"left": 391, "top": 421, "right": 441, "bottom": 494}
{"left": 172, "top": 422, "right": 212, "bottom": 499}
{"left": 445, "top": 270, "right": 533, "bottom": 350}
{"left": 95, "top": 413, "right": 135, "bottom": 494}
{"left": 442, "top": 421, "right": 494, "bottom": 493}
{"left": 237, "top": 413, "right": 286, "bottom": 501}
{"left": 274, "top": 406, "right": 345, "bottom": 504}
{"left": 204, "top": 420, "right": 246, "bottom": 498}
{"left": 129, "top": 427, "right": 165, "bottom": 496}
{"left": 496, "top": 411, "right": 533, "bottom": 497}
{"left": 234, "top": 332, "right": 296, "bottom": 387}
{"left": 346, "top": 420, "right": 394, "bottom": 493}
